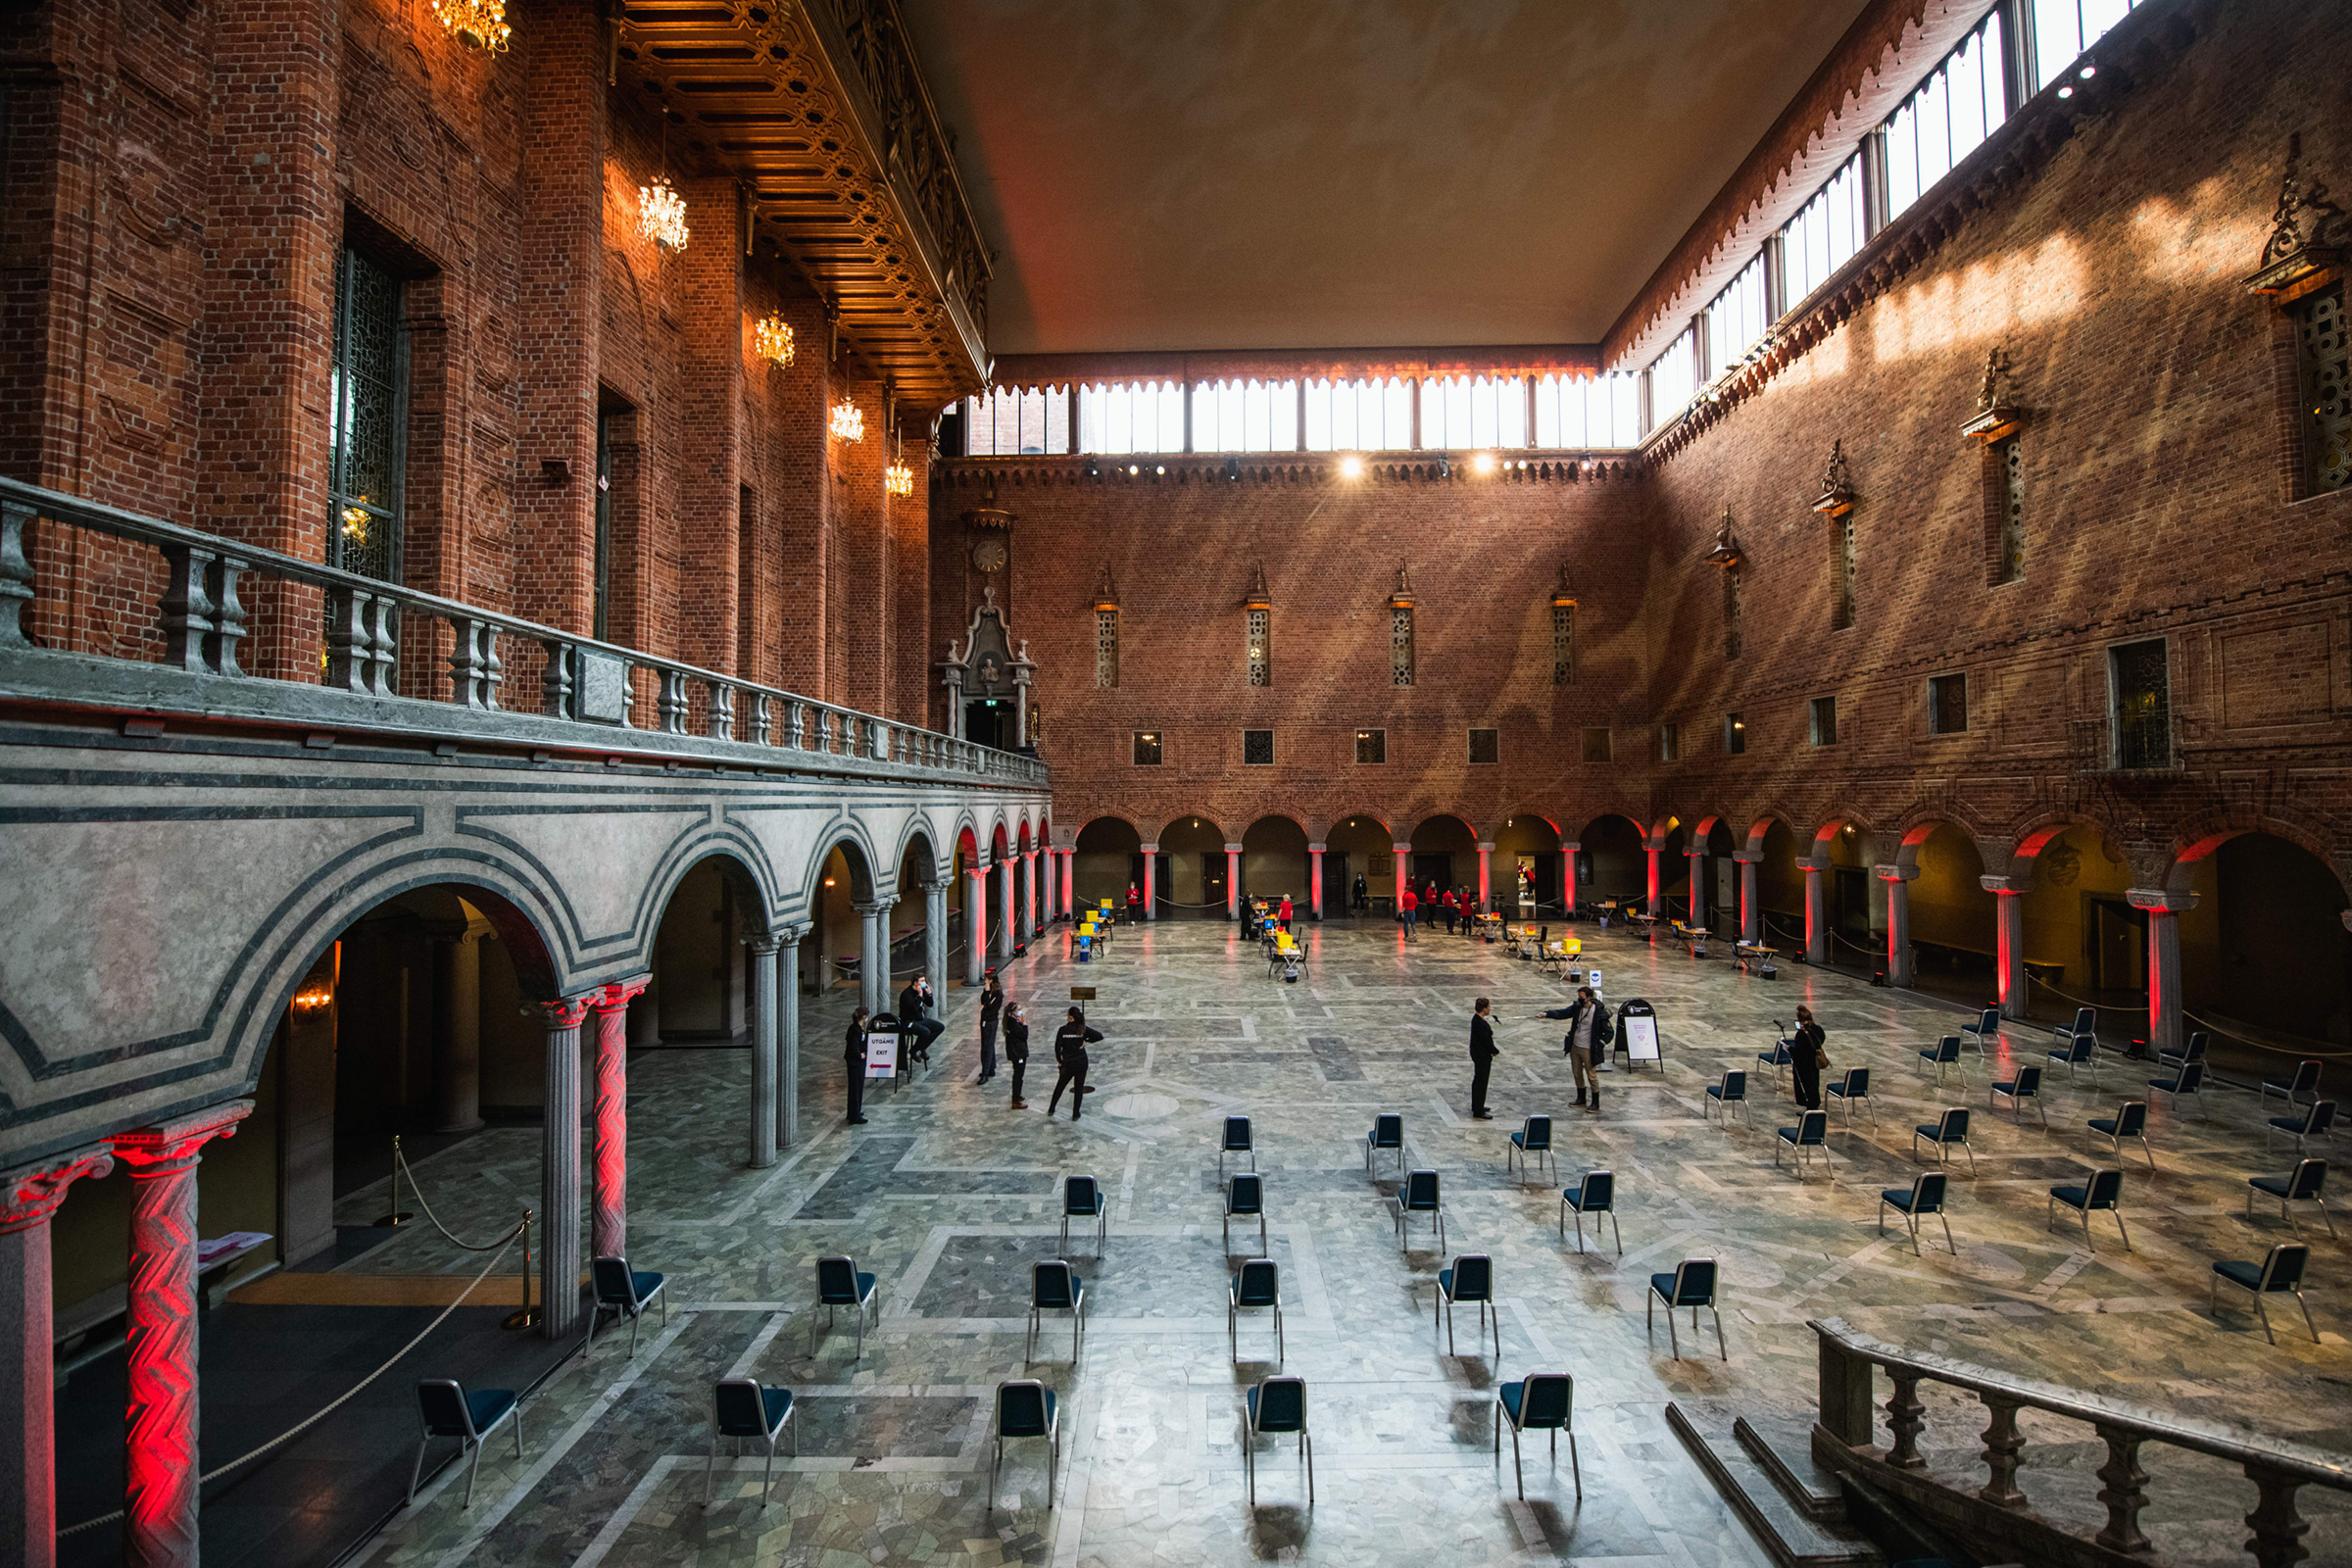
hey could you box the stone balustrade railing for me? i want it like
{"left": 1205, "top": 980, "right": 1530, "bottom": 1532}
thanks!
{"left": 0, "top": 477, "right": 1044, "bottom": 787}
{"left": 1811, "top": 1317, "right": 2347, "bottom": 1568}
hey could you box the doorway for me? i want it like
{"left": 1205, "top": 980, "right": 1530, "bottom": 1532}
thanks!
{"left": 1413, "top": 854, "right": 1453, "bottom": 897}
{"left": 1325, "top": 852, "right": 1349, "bottom": 914}
{"left": 2091, "top": 898, "right": 2146, "bottom": 991}
{"left": 1201, "top": 852, "right": 1228, "bottom": 910}
{"left": 965, "top": 699, "right": 1013, "bottom": 750}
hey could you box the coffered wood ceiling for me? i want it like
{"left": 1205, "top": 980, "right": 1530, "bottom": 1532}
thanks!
{"left": 900, "top": 0, "right": 1875, "bottom": 358}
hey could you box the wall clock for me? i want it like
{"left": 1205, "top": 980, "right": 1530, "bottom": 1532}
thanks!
{"left": 971, "top": 537, "right": 1008, "bottom": 572}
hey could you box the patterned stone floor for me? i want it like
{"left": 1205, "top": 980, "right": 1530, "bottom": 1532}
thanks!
{"left": 339, "top": 917, "right": 2352, "bottom": 1567}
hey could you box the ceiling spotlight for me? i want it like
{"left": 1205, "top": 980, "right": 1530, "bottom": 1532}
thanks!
{"left": 2078, "top": 63, "right": 2096, "bottom": 79}
{"left": 2057, "top": 83, "right": 2074, "bottom": 98}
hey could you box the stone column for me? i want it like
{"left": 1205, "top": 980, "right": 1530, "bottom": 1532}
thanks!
{"left": 1060, "top": 849, "right": 1075, "bottom": 920}
{"left": 1644, "top": 843, "right": 1662, "bottom": 917}
{"left": 1983, "top": 876, "right": 2029, "bottom": 1018}
{"left": 539, "top": 998, "right": 591, "bottom": 1339}
{"left": 746, "top": 936, "right": 782, "bottom": 1170}
{"left": 776, "top": 926, "right": 805, "bottom": 1150}
{"left": 1225, "top": 844, "right": 1244, "bottom": 918}
{"left": 1307, "top": 843, "right": 1325, "bottom": 918}
{"left": 1877, "top": 865, "right": 1917, "bottom": 986}
{"left": 1024, "top": 849, "right": 1040, "bottom": 942}
{"left": 1735, "top": 851, "right": 1762, "bottom": 942}
{"left": 1141, "top": 844, "right": 1158, "bottom": 919}
{"left": 1561, "top": 841, "right": 1580, "bottom": 916}
{"left": 111, "top": 1102, "right": 254, "bottom": 1568}
{"left": 431, "top": 922, "right": 486, "bottom": 1133}
{"left": 923, "top": 879, "right": 949, "bottom": 1006}
{"left": 996, "top": 859, "right": 1015, "bottom": 958}
{"left": 1477, "top": 842, "right": 1494, "bottom": 913}
{"left": 2129, "top": 890, "right": 2196, "bottom": 1057}
{"left": 589, "top": 977, "right": 649, "bottom": 1259}
{"left": 1393, "top": 843, "right": 1411, "bottom": 911}
{"left": 2, "top": 1145, "right": 115, "bottom": 1568}
{"left": 1802, "top": 858, "right": 1829, "bottom": 963}
{"left": 855, "top": 901, "right": 892, "bottom": 1016}
{"left": 1686, "top": 849, "right": 1706, "bottom": 925}
{"left": 966, "top": 867, "right": 989, "bottom": 983}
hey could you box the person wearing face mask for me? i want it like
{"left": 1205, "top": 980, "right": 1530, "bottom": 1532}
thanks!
{"left": 1003, "top": 1002, "right": 1031, "bottom": 1109}
{"left": 975, "top": 972, "right": 1003, "bottom": 1086}
{"left": 1048, "top": 1006, "right": 1104, "bottom": 1120}
{"left": 843, "top": 1005, "right": 871, "bottom": 1126}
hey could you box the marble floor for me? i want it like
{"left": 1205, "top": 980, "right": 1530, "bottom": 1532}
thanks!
{"left": 332, "top": 917, "right": 2352, "bottom": 1568}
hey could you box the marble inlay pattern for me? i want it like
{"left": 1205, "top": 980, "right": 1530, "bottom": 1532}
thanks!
{"left": 343, "top": 921, "right": 2351, "bottom": 1567}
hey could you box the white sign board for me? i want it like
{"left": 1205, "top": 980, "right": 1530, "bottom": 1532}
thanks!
{"left": 1622, "top": 1013, "right": 1661, "bottom": 1062}
{"left": 863, "top": 1028, "right": 900, "bottom": 1079}
{"left": 1585, "top": 967, "right": 1601, "bottom": 997}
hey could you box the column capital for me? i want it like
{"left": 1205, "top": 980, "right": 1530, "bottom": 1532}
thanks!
{"left": 1476, "top": 841, "right": 1495, "bottom": 853}
{"left": 1980, "top": 874, "right": 2028, "bottom": 896}
{"left": 853, "top": 897, "right": 897, "bottom": 915}
{"left": 111, "top": 1100, "right": 253, "bottom": 1173}
{"left": 743, "top": 933, "right": 783, "bottom": 956}
{"left": 540, "top": 995, "right": 594, "bottom": 1031}
{"left": 1686, "top": 846, "right": 1706, "bottom": 859}
{"left": 1732, "top": 849, "right": 1763, "bottom": 863}
{"left": 773, "top": 921, "right": 808, "bottom": 947}
{"left": 1140, "top": 843, "right": 1159, "bottom": 855}
{"left": 590, "top": 973, "right": 652, "bottom": 1012}
{"left": 1873, "top": 863, "right": 1919, "bottom": 883}
{"left": 1392, "top": 842, "right": 1413, "bottom": 855}
{"left": 0, "top": 1144, "right": 115, "bottom": 1233}
{"left": 1307, "top": 843, "right": 1326, "bottom": 854}
{"left": 1224, "top": 842, "right": 1245, "bottom": 855}
{"left": 1560, "top": 840, "right": 1580, "bottom": 854}
{"left": 2127, "top": 888, "right": 2198, "bottom": 914}
{"left": 1797, "top": 855, "right": 1830, "bottom": 872}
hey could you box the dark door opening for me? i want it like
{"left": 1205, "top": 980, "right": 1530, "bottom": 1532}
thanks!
{"left": 1201, "top": 852, "right": 1228, "bottom": 911}
{"left": 1325, "top": 852, "right": 1348, "bottom": 914}
{"left": 2091, "top": 898, "right": 2146, "bottom": 992}
{"left": 965, "top": 700, "right": 1012, "bottom": 750}
{"left": 1413, "top": 854, "right": 1453, "bottom": 898}
{"left": 1833, "top": 866, "right": 1871, "bottom": 941}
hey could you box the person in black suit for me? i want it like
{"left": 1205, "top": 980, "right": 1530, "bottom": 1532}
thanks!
{"left": 898, "top": 976, "right": 943, "bottom": 1066}
{"left": 1004, "top": 1003, "right": 1031, "bottom": 1108}
{"left": 1048, "top": 1006, "right": 1104, "bottom": 1120}
{"left": 843, "top": 1006, "right": 871, "bottom": 1125}
{"left": 1469, "top": 998, "right": 1499, "bottom": 1119}
{"left": 975, "top": 973, "right": 1003, "bottom": 1085}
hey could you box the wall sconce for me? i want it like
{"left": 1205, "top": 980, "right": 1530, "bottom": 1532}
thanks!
{"left": 831, "top": 401, "right": 865, "bottom": 442}
{"left": 430, "top": 0, "right": 512, "bottom": 51}
{"left": 756, "top": 314, "right": 795, "bottom": 368}
{"left": 292, "top": 984, "right": 334, "bottom": 1014}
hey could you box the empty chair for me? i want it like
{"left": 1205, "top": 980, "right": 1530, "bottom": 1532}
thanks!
{"left": 1027, "top": 1259, "right": 1085, "bottom": 1365}
{"left": 2211, "top": 1243, "right": 2319, "bottom": 1345}
{"left": 1825, "top": 1066, "right": 1874, "bottom": 1124}
{"left": 1917, "top": 1035, "right": 1966, "bottom": 1085}
{"left": 1879, "top": 1172, "right": 1955, "bottom": 1255}
{"left": 1646, "top": 1258, "right": 1726, "bottom": 1361}
{"left": 1494, "top": 1372, "right": 1580, "bottom": 1501}
{"left": 2047, "top": 1026, "right": 2102, "bottom": 1087}
{"left": 1989, "top": 1063, "right": 2045, "bottom": 1126}
{"left": 1229, "top": 1257, "right": 1284, "bottom": 1363}
{"left": 2048, "top": 1168, "right": 2131, "bottom": 1251}
{"left": 2159, "top": 1029, "right": 2210, "bottom": 1071}
{"left": 2263, "top": 1059, "right": 2324, "bottom": 1114}
{"left": 989, "top": 1380, "right": 1059, "bottom": 1513}
{"left": 1396, "top": 1168, "right": 1446, "bottom": 1253}
{"left": 1756, "top": 1039, "right": 1793, "bottom": 1092}
{"left": 1221, "top": 1115, "right": 1255, "bottom": 1175}
{"left": 1959, "top": 1006, "right": 2002, "bottom": 1057}
{"left": 2268, "top": 1100, "right": 2337, "bottom": 1155}
{"left": 1435, "top": 1253, "right": 1500, "bottom": 1357}
{"left": 2249, "top": 1159, "right": 2335, "bottom": 1238}
{"left": 1059, "top": 1175, "right": 1107, "bottom": 1254}
{"left": 1704, "top": 1069, "right": 1752, "bottom": 1127}
{"left": 1244, "top": 1376, "right": 1312, "bottom": 1507}
{"left": 411, "top": 1378, "right": 522, "bottom": 1508}
{"left": 1365, "top": 1111, "right": 1404, "bottom": 1172}
{"left": 2149, "top": 1058, "right": 2208, "bottom": 1116}
{"left": 1559, "top": 1170, "right": 1621, "bottom": 1255}
{"left": 810, "top": 1255, "right": 879, "bottom": 1358}
{"left": 2089, "top": 1101, "right": 2156, "bottom": 1170}
{"left": 588, "top": 1255, "right": 668, "bottom": 1356}
{"left": 1224, "top": 1172, "right": 1268, "bottom": 1252}
{"left": 704, "top": 1378, "right": 795, "bottom": 1507}
{"left": 1775, "top": 1109, "right": 1833, "bottom": 1177}
{"left": 1506, "top": 1115, "right": 1555, "bottom": 1183}
{"left": 1912, "top": 1107, "right": 1978, "bottom": 1175}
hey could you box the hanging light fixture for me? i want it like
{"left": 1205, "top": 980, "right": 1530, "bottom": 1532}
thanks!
{"left": 755, "top": 314, "right": 795, "bottom": 368}
{"left": 885, "top": 426, "right": 913, "bottom": 495}
{"left": 639, "top": 173, "right": 689, "bottom": 251}
{"left": 831, "top": 400, "right": 865, "bottom": 442}
{"left": 430, "top": 0, "right": 512, "bottom": 52}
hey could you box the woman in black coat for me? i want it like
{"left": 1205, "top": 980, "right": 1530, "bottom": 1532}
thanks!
{"left": 1788, "top": 1004, "right": 1828, "bottom": 1110}
{"left": 1003, "top": 1003, "right": 1031, "bottom": 1109}
{"left": 844, "top": 1005, "right": 871, "bottom": 1125}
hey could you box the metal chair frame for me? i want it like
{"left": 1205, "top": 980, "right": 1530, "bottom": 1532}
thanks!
{"left": 2048, "top": 1169, "right": 2132, "bottom": 1252}
{"left": 1912, "top": 1108, "right": 1978, "bottom": 1174}
{"left": 989, "top": 1380, "right": 1059, "bottom": 1513}
{"left": 2089, "top": 1101, "right": 2157, "bottom": 1171}
{"left": 810, "top": 1255, "right": 879, "bottom": 1358}
{"left": 2210, "top": 1243, "right": 2319, "bottom": 1345}
{"left": 411, "top": 1378, "right": 523, "bottom": 1509}
{"left": 1059, "top": 1175, "right": 1107, "bottom": 1254}
{"left": 1826, "top": 1066, "right": 1874, "bottom": 1124}
{"left": 2047, "top": 1027, "right": 2102, "bottom": 1088}
{"left": 2149, "top": 1059, "right": 2208, "bottom": 1118}
{"left": 1558, "top": 1171, "right": 1621, "bottom": 1255}
{"left": 1244, "top": 1376, "right": 1312, "bottom": 1507}
{"left": 1435, "top": 1253, "right": 1501, "bottom": 1358}
{"left": 2262, "top": 1060, "right": 2324, "bottom": 1115}
{"left": 704, "top": 1378, "right": 796, "bottom": 1507}
{"left": 1224, "top": 1172, "right": 1268, "bottom": 1253}
{"left": 1494, "top": 1373, "right": 1580, "bottom": 1501}
{"left": 587, "top": 1255, "right": 669, "bottom": 1356}
{"left": 1704, "top": 1070, "right": 1753, "bottom": 1127}
{"left": 1026, "top": 1259, "right": 1086, "bottom": 1365}
{"left": 2268, "top": 1100, "right": 2337, "bottom": 1156}
{"left": 1366, "top": 1113, "right": 1404, "bottom": 1172}
{"left": 1989, "top": 1065, "right": 2046, "bottom": 1127}
{"left": 1506, "top": 1116, "right": 1555, "bottom": 1184}
{"left": 1229, "top": 1258, "right": 1285, "bottom": 1364}
{"left": 1221, "top": 1115, "right": 1256, "bottom": 1176}
{"left": 1775, "top": 1109, "right": 1833, "bottom": 1178}
{"left": 1646, "top": 1259, "right": 1727, "bottom": 1361}
{"left": 1879, "top": 1173, "right": 1955, "bottom": 1255}
{"left": 1917, "top": 1035, "right": 1967, "bottom": 1086}
{"left": 2248, "top": 1159, "right": 2335, "bottom": 1239}
{"left": 1396, "top": 1169, "right": 1446, "bottom": 1253}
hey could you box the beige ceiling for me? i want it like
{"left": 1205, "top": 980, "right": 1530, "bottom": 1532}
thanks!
{"left": 900, "top": 0, "right": 1873, "bottom": 358}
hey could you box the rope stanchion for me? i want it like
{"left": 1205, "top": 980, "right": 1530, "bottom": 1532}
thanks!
{"left": 58, "top": 1219, "right": 527, "bottom": 1542}
{"left": 372, "top": 1133, "right": 414, "bottom": 1228}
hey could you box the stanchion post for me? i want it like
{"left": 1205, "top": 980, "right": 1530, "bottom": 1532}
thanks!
{"left": 373, "top": 1134, "right": 413, "bottom": 1227}
{"left": 503, "top": 1209, "right": 540, "bottom": 1331}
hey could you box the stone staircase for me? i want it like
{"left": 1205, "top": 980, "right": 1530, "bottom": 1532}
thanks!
{"left": 1668, "top": 1401, "right": 1885, "bottom": 1568}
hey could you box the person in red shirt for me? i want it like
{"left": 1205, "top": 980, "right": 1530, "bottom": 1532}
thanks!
{"left": 1398, "top": 884, "right": 1418, "bottom": 940}
{"left": 1440, "top": 885, "right": 1458, "bottom": 934}
{"left": 1126, "top": 882, "right": 1141, "bottom": 920}
{"left": 1277, "top": 894, "right": 1294, "bottom": 932}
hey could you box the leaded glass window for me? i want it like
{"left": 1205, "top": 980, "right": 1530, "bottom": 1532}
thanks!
{"left": 327, "top": 247, "right": 406, "bottom": 582}
{"left": 2293, "top": 285, "right": 2350, "bottom": 496}
{"left": 2110, "top": 639, "right": 2171, "bottom": 769}
{"left": 1095, "top": 609, "right": 1119, "bottom": 688}
{"left": 1832, "top": 515, "right": 1857, "bottom": 630}
{"left": 1551, "top": 603, "right": 1574, "bottom": 684}
{"left": 1244, "top": 728, "right": 1274, "bottom": 765}
{"left": 1723, "top": 564, "right": 1742, "bottom": 662}
{"left": 1247, "top": 608, "right": 1270, "bottom": 686}
{"left": 1996, "top": 434, "right": 2026, "bottom": 582}
{"left": 1391, "top": 606, "right": 1414, "bottom": 686}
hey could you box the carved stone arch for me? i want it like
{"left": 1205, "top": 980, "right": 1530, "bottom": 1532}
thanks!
{"left": 889, "top": 815, "right": 947, "bottom": 893}
{"left": 2004, "top": 807, "right": 2138, "bottom": 893}
{"left": 2163, "top": 808, "right": 2352, "bottom": 902}
{"left": 1742, "top": 807, "right": 1803, "bottom": 855}
{"left": 639, "top": 826, "right": 785, "bottom": 938}
{"left": 801, "top": 820, "right": 883, "bottom": 907}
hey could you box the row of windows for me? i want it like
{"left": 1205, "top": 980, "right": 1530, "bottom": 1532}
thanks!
{"left": 1092, "top": 602, "right": 1576, "bottom": 689}
{"left": 1666, "top": 639, "right": 2172, "bottom": 767}
{"left": 1133, "top": 726, "right": 1535, "bottom": 766}
{"left": 1644, "top": 1, "right": 2142, "bottom": 424}
{"left": 956, "top": 372, "right": 1645, "bottom": 457}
